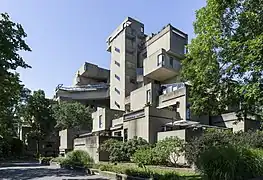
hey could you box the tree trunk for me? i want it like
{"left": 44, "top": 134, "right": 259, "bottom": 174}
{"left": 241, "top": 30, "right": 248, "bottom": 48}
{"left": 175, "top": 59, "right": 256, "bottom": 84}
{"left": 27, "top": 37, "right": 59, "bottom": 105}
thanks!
{"left": 36, "top": 139, "right": 40, "bottom": 157}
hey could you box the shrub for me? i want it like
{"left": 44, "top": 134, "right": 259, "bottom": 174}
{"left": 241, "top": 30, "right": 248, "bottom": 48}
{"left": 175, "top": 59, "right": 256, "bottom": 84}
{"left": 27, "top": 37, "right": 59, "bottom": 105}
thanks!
{"left": 100, "top": 137, "right": 149, "bottom": 162}
{"left": 61, "top": 150, "right": 93, "bottom": 169}
{"left": 132, "top": 147, "right": 156, "bottom": 167}
{"left": 197, "top": 145, "right": 263, "bottom": 180}
{"left": 185, "top": 129, "right": 263, "bottom": 165}
{"left": 132, "top": 137, "right": 184, "bottom": 167}
{"left": 153, "top": 137, "right": 184, "bottom": 166}
{"left": 98, "top": 164, "right": 180, "bottom": 180}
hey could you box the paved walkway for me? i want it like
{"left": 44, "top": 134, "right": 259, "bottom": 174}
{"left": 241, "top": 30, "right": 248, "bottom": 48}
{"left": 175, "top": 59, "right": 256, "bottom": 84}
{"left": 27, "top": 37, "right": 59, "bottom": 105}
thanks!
{"left": 0, "top": 162, "right": 109, "bottom": 180}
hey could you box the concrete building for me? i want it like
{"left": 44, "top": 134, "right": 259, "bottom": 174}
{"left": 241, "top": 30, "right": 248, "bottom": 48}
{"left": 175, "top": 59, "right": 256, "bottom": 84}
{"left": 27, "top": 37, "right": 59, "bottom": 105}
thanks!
{"left": 55, "top": 17, "right": 261, "bottom": 163}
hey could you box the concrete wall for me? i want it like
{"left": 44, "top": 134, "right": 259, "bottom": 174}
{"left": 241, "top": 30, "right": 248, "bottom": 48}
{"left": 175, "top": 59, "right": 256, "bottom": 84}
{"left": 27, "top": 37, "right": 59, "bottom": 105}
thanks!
{"left": 109, "top": 18, "right": 144, "bottom": 111}
{"left": 149, "top": 107, "right": 179, "bottom": 143}
{"left": 74, "top": 136, "right": 99, "bottom": 162}
{"left": 123, "top": 111, "right": 149, "bottom": 142}
{"left": 59, "top": 129, "right": 76, "bottom": 152}
{"left": 158, "top": 87, "right": 187, "bottom": 120}
{"left": 146, "top": 26, "right": 171, "bottom": 56}
{"left": 210, "top": 112, "right": 260, "bottom": 132}
{"left": 130, "top": 83, "right": 151, "bottom": 111}
{"left": 123, "top": 106, "right": 179, "bottom": 143}
{"left": 74, "top": 135, "right": 122, "bottom": 163}
{"left": 158, "top": 129, "right": 186, "bottom": 141}
{"left": 92, "top": 108, "right": 121, "bottom": 132}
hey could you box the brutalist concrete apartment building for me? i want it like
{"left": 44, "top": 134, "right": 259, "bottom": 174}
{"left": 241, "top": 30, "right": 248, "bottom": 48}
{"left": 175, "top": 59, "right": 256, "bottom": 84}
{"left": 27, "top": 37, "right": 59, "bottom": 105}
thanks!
{"left": 55, "top": 17, "right": 260, "bottom": 163}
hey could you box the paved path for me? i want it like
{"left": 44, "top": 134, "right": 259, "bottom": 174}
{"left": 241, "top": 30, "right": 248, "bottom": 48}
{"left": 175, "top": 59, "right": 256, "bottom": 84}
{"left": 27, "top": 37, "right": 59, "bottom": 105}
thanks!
{"left": 0, "top": 162, "right": 109, "bottom": 180}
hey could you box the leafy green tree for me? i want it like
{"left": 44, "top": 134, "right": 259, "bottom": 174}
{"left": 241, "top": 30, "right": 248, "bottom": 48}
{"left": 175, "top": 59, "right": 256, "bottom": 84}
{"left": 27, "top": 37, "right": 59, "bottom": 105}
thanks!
{"left": 22, "top": 90, "right": 55, "bottom": 155}
{"left": 0, "top": 13, "right": 31, "bottom": 138}
{"left": 53, "top": 102, "right": 93, "bottom": 131}
{"left": 182, "top": 0, "right": 263, "bottom": 119}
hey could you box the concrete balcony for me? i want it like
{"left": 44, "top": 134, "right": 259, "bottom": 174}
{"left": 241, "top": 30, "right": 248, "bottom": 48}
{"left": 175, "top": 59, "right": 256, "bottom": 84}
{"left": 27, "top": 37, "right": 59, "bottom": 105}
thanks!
{"left": 55, "top": 84, "right": 110, "bottom": 107}
{"left": 76, "top": 62, "right": 109, "bottom": 81}
{"left": 145, "top": 24, "right": 188, "bottom": 58}
{"left": 143, "top": 49, "right": 181, "bottom": 81}
{"left": 112, "top": 117, "right": 123, "bottom": 128}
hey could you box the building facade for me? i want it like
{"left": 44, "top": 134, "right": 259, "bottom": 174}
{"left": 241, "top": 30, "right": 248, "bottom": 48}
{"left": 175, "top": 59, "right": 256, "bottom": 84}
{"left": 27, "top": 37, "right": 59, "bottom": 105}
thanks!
{"left": 55, "top": 17, "right": 260, "bottom": 162}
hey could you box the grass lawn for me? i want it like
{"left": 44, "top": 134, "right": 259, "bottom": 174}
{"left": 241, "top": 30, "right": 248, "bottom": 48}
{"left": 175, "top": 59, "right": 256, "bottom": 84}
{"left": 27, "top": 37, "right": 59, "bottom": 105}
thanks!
{"left": 95, "top": 162, "right": 201, "bottom": 179}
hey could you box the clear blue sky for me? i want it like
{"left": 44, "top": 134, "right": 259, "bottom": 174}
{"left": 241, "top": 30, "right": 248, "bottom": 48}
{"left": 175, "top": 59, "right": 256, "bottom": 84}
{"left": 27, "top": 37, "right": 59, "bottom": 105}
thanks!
{"left": 1, "top": 0, "right": 206, "bottom": 98}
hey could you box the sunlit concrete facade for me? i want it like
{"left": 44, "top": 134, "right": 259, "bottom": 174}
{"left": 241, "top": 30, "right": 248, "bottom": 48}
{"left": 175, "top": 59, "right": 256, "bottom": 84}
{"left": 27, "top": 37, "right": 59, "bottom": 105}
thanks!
{"left": 55, "top": 17, "right": 260, "bottom": 161}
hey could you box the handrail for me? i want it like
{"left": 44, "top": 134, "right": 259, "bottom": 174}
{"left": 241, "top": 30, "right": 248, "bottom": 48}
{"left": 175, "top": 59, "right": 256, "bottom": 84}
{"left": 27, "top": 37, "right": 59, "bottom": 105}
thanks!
{"left": 56, "top": 84, "right": 109, "bottom": 92}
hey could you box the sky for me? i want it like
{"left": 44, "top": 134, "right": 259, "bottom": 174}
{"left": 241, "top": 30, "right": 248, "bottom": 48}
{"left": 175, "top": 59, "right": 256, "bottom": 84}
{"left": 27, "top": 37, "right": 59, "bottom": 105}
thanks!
{"left": 0, "top": 0, "right": 206, "bottom": 98}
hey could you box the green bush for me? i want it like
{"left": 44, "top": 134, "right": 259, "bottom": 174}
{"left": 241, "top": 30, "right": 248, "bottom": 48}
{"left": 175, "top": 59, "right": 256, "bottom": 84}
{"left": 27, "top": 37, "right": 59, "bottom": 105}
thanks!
{"left": 98, "top": 164, "right": 180, "bottom": 180}
{"left": 185, "top": 129, "right": 263, "bottom": 166}
{"left": 61, "top": 150, "right": 93, "bottom": 169}
{"left": 132, "top": 137, "right": 184, "bottom": 167}
{"left": 153, "top": 137, "right": 184, "bottom": 166}
{"left": 100, "top": 137, "right": 149, "bottom": 162}
{"left": 197, "top": 145, "right": 263, "bottom": 180}
{"left": 132, "top": 147, "right": 156, "bottom": 166}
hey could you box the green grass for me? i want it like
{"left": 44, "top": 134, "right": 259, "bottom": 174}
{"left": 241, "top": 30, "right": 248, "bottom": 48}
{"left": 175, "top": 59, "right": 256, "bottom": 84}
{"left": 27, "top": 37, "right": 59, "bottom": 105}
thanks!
{"left": 93, "top": 163, "right": 201, "bottom": 180}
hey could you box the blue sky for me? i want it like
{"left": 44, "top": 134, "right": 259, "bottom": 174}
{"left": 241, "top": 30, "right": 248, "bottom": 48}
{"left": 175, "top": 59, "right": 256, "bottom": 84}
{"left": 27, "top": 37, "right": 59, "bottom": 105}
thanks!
{"left": 1, "top": 0, "right": 206, "bottom": 98}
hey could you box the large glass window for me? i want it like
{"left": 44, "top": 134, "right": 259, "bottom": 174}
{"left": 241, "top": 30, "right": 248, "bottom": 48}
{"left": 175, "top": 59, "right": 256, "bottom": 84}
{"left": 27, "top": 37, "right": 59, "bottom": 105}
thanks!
{"left": 157, "top": 54, "right": 165, "bottom": 66}
{"left": 99, "top": 115, "right": 102, "bottom": 128}
{"left": 146, "top": 89, "right": 151, "bottom": 103}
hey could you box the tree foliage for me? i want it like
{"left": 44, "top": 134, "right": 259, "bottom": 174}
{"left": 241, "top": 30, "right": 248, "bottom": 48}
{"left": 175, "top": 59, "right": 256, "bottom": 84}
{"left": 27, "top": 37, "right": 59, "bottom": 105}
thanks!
{"left": 21, "top": 90, "right": 55, "bottom": 154}
{"left": 100, "top": 137, "right": 149, "bottom": 162}
{"left": 182, "top": 0, "right": 263, "bottom": 119}
{"left": 0, "top": 13, "right": 31, "bottom": 138}
{"left": 53, "top": 102, "right": 93, "bottom": 131}
{"left": 132, "top": 137, "right": 184, "bottom": 167}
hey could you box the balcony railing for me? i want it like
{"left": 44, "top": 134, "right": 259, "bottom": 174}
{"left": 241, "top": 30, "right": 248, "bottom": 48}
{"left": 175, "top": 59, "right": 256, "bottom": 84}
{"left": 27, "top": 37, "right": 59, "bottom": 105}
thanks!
{"left": 56, "top": 84, "right": 109, "bottom": 92}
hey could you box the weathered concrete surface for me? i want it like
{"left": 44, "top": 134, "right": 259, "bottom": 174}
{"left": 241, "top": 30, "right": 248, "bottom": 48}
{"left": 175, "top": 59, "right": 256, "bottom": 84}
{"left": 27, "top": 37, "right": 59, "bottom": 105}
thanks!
{"left": 0, "top": 162, "right": 109, "bottom": 180}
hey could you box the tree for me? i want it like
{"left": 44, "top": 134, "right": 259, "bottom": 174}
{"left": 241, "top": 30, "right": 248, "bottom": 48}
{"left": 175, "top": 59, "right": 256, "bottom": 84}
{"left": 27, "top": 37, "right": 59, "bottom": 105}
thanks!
{"left": 0, "top": 13, "right": 31, "bottom": 138}
{"left": 53, "top": 102, "right": 93, "bottom": 131}
{"left": 182, "top": 0, "right": 263, "bottom": 119}
{"left": 22, "top": 90, "right": 55, "bottom": 155}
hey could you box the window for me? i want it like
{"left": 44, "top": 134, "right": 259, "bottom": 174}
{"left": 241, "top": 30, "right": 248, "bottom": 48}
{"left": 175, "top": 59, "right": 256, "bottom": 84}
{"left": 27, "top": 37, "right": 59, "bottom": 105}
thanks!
{"left": 115, "top": 61, "right": 120, "bottom": 67}
{"left": 157, "top": 54, "right": 165, "bottom": 66}
{"left": 115, "top": 88, "right": 120, "bottom": 94}
{"left": 115, "top": 101, "right": 120, "bottom": 108}
{"left": 115, "top": 74, "right": 120, "bottom": 81}
{"left": 170, "top": 57, "right": 173, "bottom": 67}
{"left": 124, "top": 129, "right": 128, "bottom": 142}
{"left": 141, "top": 27, "right": 144, "bottom": 33}
{"left": 146, "top": 90, "right": 151, "bottom": 103}
{"left": 115, "top": 47, "right": 120, "bottom": 53}
{"left": 99, "top": 115, "right": 102, "bottom": 128}
{"left": 114, "top": 131, "right": 122, "bottom": 137}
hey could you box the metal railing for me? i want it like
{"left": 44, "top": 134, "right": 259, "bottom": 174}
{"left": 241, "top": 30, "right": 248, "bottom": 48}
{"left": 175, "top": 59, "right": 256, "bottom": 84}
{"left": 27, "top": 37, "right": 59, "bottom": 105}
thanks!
{"left": 56, "top": 84, "right": 109, "bottom": 92}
